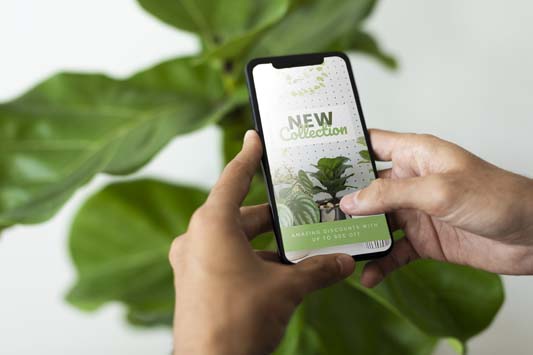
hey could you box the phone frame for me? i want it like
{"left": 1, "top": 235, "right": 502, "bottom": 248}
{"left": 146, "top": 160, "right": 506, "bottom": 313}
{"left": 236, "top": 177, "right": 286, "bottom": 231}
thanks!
{"left": 245, "top": 51, "right": 394, "bottom": 264}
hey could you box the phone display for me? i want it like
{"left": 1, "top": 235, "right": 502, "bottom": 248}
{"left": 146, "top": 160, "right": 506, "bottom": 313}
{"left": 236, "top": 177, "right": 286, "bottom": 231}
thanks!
{"left": 246, "top": 53, "right": 393, "bottom": 263}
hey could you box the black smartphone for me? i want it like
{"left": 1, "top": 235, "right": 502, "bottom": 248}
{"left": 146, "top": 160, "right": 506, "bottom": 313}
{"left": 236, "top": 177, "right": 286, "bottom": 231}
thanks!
{"left": 246, "top": 52, "right": 393, "bottom": 263}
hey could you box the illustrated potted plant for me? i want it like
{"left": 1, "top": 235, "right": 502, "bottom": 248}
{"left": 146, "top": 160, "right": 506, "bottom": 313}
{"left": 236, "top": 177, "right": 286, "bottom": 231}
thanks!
{"left": 309, "top": 156, "right": 354, "bottom": 222}
{"left": 276, "top": 169, "right": 320, "bottom": 227}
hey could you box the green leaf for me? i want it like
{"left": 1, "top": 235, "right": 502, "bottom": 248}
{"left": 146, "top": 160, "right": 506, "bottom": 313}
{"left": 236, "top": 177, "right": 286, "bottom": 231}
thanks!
{"left": 297, "top": 170, "right": 314, "bottom": 195}
{"left": 356, "top": 135, "right": 367, "bottom": 146}
{"left": 309, "top": 156, "right": 353, "bottom": 200}
{"left": 248, "top": 0, "right": 378, "bottom": 58}
{"left": 276, "top": 282, "right": 437, "bottom": 354}
{"left": 138, "top": 0, "right": 290, "bottom": 56}
{"left": 367, "top": 260, "right": 504, "bottom": 342}
{"left": 277, "top": 203, "right": 294, "bottom": 228}
{"left": 284, "top": 192, "right": 320, "bottom": 225}
{"left": 359, "top": 150, "right": 371, "bottom": 161}
{"left": 329, "top": 30, "right": 397, "bottom": 69}
{"left": 0, "top": 57, "right": 236, "bottom": 227}
{"left": 67, "top": 179, "right": 208, "bottom": 325}
{"left": 219, "top": 102, "right": 254, "bottom": 165}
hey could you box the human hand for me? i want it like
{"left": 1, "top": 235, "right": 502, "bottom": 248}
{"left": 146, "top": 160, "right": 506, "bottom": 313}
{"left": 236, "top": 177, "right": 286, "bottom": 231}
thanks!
{"left": 170, "top": 130, "right": 355, "bottom": 355}
{"left": 340, "top": 129, "right": 533, "bottom": 287}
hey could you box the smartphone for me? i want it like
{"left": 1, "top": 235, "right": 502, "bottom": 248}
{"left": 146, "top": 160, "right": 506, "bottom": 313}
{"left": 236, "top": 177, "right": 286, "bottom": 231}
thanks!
{"left": 246, "top": 52, "right": 393, "bottom": 263}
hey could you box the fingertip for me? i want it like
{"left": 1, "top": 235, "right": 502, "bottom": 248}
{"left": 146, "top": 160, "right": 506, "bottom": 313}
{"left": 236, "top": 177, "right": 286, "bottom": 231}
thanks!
{"left": 243, "top": 129, "right": 260, "bottom": 145}
{"left": 243, "top": 129, "right": 262, "bottom": 156}
{"left": 340, "top": 191, "right": 359, "bottom": 214}
{"left": 360, "top": 262, "right": 384, "bottom": 288}
{"left": 336, "top": 254, "right": 356, "bottom": 277}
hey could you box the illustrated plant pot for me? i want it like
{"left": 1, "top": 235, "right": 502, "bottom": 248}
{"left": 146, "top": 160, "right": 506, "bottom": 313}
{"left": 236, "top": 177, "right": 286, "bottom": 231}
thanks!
{"left": 319, "top": 202, "right": 346, "bottom": 222}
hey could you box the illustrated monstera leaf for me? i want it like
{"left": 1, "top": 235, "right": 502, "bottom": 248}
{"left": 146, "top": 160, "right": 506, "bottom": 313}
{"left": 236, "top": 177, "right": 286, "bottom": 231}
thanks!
{"left": 285, "top": 192, "right": 320, "bottom": 226}
{"left": 277, "top": 203, "right": 294, "bottom": 228}
{"left": 0, "top": 57, "right": 243, "bottom": 227}
{"left": 297, "top": 169, "right": 314, "bottom": 195}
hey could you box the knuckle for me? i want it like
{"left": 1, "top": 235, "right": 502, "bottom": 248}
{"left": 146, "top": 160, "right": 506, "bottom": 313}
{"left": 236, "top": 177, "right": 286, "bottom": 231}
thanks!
{"left": 229, "top": 157, "right": 253, "bottom": 177}
{"left": 190, "top": 205, "right": 217, "bottom": 226}
{"left": 369, "top": 178, "right": 390, "bottom": 207}
{"left": 427, "top": 175, "right": 455, "bottom": 215}
{"left": 313, "top": 259, "right": 338, "bottom": 281}
{"left": 168, "top": 236, "right": 185, "bottom": 267}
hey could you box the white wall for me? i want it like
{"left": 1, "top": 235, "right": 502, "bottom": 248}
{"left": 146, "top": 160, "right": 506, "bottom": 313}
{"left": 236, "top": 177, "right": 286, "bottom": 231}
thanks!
{"left": 0, "top": 1, "right": 532, "bottom": 354}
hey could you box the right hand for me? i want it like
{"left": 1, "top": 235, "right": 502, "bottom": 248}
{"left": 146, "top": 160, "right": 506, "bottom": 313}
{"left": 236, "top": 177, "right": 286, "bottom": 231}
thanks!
{"left": 340, "top": 129, "right": 533, "bottom": 287}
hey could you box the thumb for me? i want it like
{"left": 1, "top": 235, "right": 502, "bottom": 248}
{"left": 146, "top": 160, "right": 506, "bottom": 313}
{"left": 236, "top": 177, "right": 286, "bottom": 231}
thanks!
{"left": 290, "top": 254, "right": 355, "bottom": 295}
{"left": 340, "top": 176, "right": 453, "bottom": 217}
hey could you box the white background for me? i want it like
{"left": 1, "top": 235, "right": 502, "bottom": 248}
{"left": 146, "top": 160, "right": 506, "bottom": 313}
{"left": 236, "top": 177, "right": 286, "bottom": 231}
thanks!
{"left": 1, "top": 1, "right": 532, "bottom": 354}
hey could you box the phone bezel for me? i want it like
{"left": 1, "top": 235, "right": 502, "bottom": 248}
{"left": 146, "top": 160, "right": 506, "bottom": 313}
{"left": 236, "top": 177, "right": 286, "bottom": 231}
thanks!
{"left": 245, "top": 51, "right": 394, "bottom": 264}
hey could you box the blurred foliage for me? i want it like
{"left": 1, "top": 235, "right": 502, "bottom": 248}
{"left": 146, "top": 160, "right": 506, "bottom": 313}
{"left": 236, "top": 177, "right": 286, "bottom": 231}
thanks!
{"left": 0, "top": 0, "right": 503, "bottom": 354}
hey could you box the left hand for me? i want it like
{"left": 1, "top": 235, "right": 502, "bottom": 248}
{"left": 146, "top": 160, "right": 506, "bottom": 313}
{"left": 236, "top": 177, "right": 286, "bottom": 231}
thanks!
{"left": 170, "top": 130, "right": 356, "bottom": 355}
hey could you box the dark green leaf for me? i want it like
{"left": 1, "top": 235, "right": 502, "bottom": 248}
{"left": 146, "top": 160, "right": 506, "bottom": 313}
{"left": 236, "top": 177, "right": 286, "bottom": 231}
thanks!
{"left": 329, "top": 30, "right": 397, "bottom": 69}
{"left": 366, "top": 260, "right": 504, "bottom": 342}
{"left": 248, "top": 0, "right": 377, "bottom": 58}
{"left": 0, "top": 57, "right": 236, "bottom": 226}
{"left": 138, "top": 0, "right": 290, "bottom": 56}
{"left": 67, "top": 179, "right": 208, "bottom": 325}
{"left": 276, "top": 282, "right": 437, "bottom": 354}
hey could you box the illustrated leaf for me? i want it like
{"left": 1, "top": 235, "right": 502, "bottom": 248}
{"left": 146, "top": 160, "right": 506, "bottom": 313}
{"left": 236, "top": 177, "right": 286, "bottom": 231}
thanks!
{"left": 356, "top": 135, "right": 367, "bottom": 146}
{"left": 359, "top": 150, "right": 371, "bottom": 161}
{"left": 285, "top": 192, "right": 319, "bottom": 225}
{"left": 276, "top": 282, "right": 437, "bottom": 354}
{"left": 297, "top": 170, "right": 314, "bottom": 195}
{"left": 67, "top": 179, "right": 208, "bottom": 325}
{"left": 138, "top": 0, "right": 290, "bottom": 57}
{"left": 0, "top": 57, "right": 237, "bottom": 227}
{"left": 277, "top": 203, "right": 294, "bottom": 228}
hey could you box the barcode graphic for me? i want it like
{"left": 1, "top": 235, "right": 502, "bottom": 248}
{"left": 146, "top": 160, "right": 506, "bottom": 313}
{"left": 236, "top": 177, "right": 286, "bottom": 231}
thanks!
{"left": 365, "top": 239, "right": 391, "bottom": 249}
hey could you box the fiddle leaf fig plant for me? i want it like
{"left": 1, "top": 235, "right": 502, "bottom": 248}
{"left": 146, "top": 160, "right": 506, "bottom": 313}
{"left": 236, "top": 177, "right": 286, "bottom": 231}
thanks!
{"left": 0, "top": 0, "right": 503, "bottom": 354}
{"left": 310, "top": 156, "right": 354, "bottom": 203}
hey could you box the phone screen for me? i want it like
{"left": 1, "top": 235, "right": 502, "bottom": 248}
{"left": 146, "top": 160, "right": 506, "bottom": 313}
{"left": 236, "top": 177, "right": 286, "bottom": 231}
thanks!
{"left": 249, "top": 54, "right": 392, "bottom": 262}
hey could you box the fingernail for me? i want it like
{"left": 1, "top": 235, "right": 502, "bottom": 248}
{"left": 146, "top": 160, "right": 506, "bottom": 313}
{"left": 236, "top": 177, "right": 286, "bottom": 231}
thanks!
{"left": 243, "top": 130, "right": 255, "bottom": 143}
{"left": 336, "top": 254, "right": 355, "bottom": 276}
{"left": 340, "top": 190, "right": 360, "bottom": 212}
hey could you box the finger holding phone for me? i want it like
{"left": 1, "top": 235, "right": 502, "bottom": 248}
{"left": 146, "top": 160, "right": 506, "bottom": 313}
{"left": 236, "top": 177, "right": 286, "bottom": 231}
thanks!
{"left": 170, "top": 131, "right": 355, "bottom": 355}
{"left": 339, "top": 129, "right": 533, "bottom": 287}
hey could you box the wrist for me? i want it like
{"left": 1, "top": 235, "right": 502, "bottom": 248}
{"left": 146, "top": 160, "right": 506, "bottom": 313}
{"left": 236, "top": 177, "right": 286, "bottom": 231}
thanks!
{"left": 174, "top": 328, "right": 237, "bottom": 355}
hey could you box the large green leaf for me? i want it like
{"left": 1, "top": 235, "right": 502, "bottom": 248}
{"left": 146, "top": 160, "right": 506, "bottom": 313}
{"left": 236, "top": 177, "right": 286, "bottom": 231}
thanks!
{"left": 67, "top": 179, "right": 208, "bottom": 325}
{"left": 328, "top": 30, "right": 397, "bottom": 69}
{"left": 137, "top": 0, "right": 290, "bottom": 56}
{"left": 0, "top": 57, "right": 236, "bottom": 226}
{"left": 67, "top": 179, "right": 504, "bottom": 353}
{"left": 365, "top": 260, "right": 504, "bottom": 343}
{"left": 276, "top": 282, "right": 437, "bottom": 355}
{"left": 248, "top": 0, "right": 377, "bottom": 58}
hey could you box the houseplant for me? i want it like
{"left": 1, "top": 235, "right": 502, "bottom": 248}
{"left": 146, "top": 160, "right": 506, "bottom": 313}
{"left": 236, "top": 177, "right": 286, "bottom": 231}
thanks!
{"left": 310, "top": 156, "right": 353, "bottom": 222}
{"left": 0, "top": 0, "right": 503, "bottom": 353}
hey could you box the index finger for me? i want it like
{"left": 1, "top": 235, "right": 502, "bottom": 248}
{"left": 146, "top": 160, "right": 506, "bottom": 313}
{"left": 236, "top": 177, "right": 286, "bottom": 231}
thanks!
{"left": 206, "top": 130, "right": 263, "bottom": 208}
{"left": 368, "top": 129, "right": 403, "bottom": 161}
